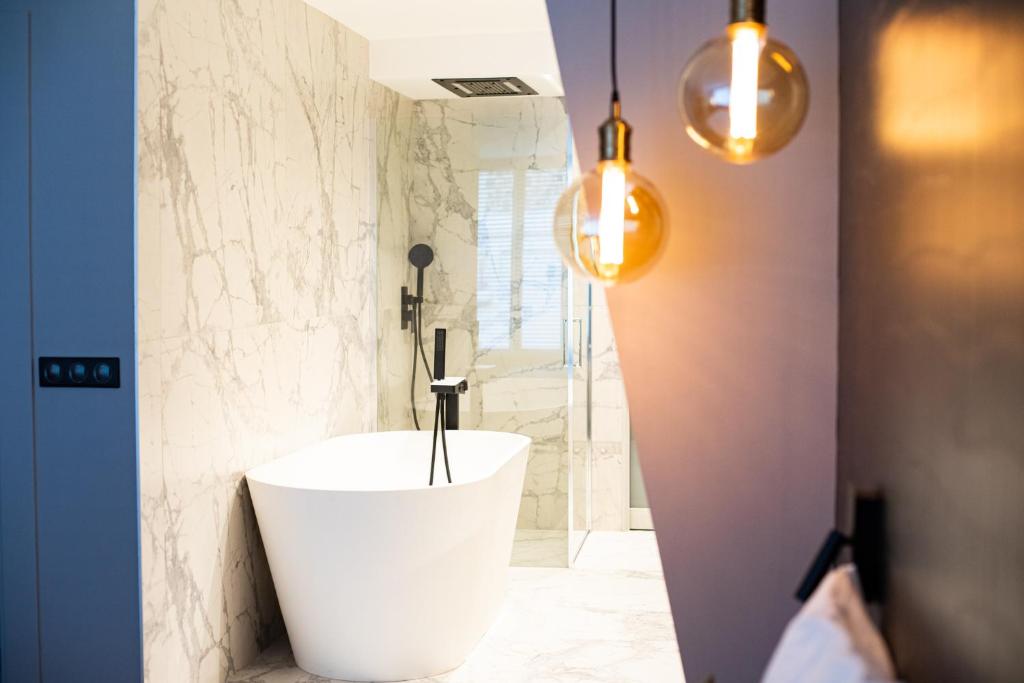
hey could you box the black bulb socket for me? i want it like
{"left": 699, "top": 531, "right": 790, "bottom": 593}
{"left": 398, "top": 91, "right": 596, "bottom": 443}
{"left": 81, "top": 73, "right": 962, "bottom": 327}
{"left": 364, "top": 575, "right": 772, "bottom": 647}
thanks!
{"left": 598, "top": 106, "right": 632, "bottom": 163}
{"left": 731, "top": 0, "right": 765, "bottom": 24}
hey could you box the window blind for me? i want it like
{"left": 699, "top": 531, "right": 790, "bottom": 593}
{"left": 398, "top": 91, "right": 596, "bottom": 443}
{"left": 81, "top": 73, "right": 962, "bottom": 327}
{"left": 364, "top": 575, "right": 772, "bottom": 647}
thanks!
{"left": 476, "top": 170, "right": 515, "bottom": 349}
{"left": 522, "top": 168, "right": 567, "bottom": 349}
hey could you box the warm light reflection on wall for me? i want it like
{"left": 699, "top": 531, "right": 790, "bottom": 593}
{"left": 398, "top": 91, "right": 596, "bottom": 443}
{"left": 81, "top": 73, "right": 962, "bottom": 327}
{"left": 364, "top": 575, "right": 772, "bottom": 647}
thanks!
{"left": 876, "top": 9, "right": 1024, "bottom": 294}
{"left": 877, "top": 9, "right": 1024, "bottom": 154}
{"left": 898, "top": 181, "right": 1024, "bottom": 293}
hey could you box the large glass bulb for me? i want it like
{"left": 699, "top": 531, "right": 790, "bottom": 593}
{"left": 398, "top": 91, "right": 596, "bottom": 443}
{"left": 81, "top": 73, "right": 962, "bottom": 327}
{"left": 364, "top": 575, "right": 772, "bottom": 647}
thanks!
{"left": 678, "top": 22, "right": 809, "bottom": 164}
{"left": 554, "top": 159, "right": 667, "bottom": 285}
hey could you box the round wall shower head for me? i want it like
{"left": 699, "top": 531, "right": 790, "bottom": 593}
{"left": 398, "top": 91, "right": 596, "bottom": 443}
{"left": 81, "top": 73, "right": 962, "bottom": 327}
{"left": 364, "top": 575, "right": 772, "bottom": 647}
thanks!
{"left": 409, "top": 244, "right": 434, "bottom": 269}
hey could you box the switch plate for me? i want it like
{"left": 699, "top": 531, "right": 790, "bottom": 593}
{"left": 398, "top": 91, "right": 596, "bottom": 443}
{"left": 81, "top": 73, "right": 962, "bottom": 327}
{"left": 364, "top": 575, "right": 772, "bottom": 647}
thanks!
{"left": 38, "top": 357, "right": 120, "bottom": 389}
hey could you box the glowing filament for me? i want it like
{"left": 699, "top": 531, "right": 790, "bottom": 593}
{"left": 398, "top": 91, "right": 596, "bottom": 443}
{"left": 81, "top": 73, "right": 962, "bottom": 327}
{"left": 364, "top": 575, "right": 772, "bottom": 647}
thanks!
{"left": 729, "top": 23, "right": 764, "bottom": 143}
{"left": 597, "top": 162, "right": 626, "bottom": 265}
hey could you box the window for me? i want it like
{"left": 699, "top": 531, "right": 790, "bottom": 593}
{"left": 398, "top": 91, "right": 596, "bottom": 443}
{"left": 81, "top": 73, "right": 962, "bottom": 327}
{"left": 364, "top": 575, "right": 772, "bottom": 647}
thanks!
{"left": 476, "top": 166, "right": 567, "bottom": 351}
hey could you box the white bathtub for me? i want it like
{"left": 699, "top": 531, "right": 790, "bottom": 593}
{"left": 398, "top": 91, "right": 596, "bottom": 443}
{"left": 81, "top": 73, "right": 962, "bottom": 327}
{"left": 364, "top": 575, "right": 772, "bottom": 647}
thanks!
{"left": 246, "top": 430, "right": 530, "bottom": 682}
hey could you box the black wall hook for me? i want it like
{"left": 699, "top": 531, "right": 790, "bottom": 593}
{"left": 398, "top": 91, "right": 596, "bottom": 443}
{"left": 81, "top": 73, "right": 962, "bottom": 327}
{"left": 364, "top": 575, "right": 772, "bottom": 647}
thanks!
{"left": 795, "top": 493, "right": 886, "bottom": 603}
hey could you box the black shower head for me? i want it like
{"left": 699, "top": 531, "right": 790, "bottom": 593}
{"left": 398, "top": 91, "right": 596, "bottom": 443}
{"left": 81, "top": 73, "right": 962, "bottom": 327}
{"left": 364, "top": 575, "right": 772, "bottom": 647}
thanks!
{"left": 409, "top": 243, "right": 434, "bottom": 269}
{"left": 409, "top": 244, "right": 434, "bottom": 300}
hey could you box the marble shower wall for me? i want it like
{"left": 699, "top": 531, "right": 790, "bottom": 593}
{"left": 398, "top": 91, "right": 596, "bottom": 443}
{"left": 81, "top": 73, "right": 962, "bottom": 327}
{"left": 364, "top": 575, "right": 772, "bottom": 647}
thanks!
{"left": 138, "top": 1, "right": 384, "bottom": 680}
{"left": 372, "top": 84, "right": 416, "bottom": 429}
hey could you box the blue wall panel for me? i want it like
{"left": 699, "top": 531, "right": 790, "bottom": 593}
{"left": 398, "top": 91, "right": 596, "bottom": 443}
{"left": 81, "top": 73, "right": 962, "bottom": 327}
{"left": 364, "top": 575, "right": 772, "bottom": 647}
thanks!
{"left": 0, "top": 0, "right": 141, "bottom": 680}
{"left": 0, "top": 11, "right": 41, "bottom": 682}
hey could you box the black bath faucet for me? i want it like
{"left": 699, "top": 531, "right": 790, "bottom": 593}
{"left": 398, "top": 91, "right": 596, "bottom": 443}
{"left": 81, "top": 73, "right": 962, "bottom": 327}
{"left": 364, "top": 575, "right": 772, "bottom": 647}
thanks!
{"left": 429, "top": 328, "right": 467, "bottom": 430}
{"left": 428, "top": 328, "right": 467, "bottom": 485}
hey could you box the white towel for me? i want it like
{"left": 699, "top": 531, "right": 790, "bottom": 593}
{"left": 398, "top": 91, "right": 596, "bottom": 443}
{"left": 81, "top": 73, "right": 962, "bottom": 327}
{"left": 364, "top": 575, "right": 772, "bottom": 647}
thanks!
{"left": 761, "top": 564, "right": 898, "bottom": 683}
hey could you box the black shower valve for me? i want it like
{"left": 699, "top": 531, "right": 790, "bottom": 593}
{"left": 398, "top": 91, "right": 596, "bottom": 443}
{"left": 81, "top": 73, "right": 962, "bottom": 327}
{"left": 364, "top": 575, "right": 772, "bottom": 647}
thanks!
{"left": 401, "top": 286, "right": 420, "bottom": 330}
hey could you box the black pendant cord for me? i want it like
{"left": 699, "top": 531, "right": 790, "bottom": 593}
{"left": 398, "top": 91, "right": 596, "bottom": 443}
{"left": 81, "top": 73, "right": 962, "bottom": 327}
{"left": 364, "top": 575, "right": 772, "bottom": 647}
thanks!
{"left": 600, "top": 0, "right": 630, "bottom": 161}
{"left": 610, "top": 0, "right": 619, "bottom": 115}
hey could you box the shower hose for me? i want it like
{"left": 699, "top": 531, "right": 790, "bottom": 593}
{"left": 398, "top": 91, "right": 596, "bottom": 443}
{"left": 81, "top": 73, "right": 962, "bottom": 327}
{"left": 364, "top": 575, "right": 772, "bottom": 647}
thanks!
{"left": 410, "top": 301, "right": 432, "bottom": 430}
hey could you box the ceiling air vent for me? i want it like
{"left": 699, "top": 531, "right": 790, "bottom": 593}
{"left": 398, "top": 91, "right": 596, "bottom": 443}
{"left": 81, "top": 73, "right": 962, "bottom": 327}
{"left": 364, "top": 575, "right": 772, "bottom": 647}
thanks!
{"left": 432, "top": 77, "right": 538, "bottom": 98}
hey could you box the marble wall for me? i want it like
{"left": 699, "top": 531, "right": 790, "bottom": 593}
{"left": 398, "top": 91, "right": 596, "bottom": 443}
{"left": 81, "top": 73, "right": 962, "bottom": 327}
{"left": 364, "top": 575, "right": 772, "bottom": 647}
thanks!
{"left": 373, "top": 84, "right": 416, "bottom": 430}
{"left": 138, "top": 1, "right": 381, "bottom": 680}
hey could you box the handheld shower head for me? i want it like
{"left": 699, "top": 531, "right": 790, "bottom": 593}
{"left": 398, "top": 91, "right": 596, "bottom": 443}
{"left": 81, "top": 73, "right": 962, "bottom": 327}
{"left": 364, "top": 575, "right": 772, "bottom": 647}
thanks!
{"left": 408, "top": 244, "right": 434, "bottom": 300}
{"left": 409, "top": 243, "right": 434, "bottom": 269}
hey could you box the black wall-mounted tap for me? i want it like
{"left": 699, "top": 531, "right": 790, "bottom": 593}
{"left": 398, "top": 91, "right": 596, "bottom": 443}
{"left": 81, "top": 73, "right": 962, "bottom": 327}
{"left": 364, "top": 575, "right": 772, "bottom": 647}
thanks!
{"left": 427, "top": 328, "right": 467, "bottom": 485}
{"left": 430, "top": 328, "right": 467, "bottom": 430}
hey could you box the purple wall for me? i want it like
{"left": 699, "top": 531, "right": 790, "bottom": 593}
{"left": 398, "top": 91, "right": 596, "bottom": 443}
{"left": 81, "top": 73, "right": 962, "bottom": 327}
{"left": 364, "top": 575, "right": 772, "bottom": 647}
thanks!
{"left": 547, "top": 1, "right": 838, "bottom": 680}
{"left": 838, "top": 1, "right": 1024, "bottom": 679}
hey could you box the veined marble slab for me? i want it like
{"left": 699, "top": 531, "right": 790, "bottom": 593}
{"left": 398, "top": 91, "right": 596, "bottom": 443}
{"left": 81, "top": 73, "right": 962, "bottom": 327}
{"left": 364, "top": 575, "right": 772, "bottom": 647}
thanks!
{"left": 138, "top": 0, "right": 383, "bottom": 680}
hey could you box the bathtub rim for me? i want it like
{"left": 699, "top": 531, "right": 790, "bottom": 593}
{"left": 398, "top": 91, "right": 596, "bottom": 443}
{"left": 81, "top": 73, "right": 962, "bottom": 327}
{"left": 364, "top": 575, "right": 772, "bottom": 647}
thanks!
{"left": 245, "top": 429, "right": 531, "bottom": 494}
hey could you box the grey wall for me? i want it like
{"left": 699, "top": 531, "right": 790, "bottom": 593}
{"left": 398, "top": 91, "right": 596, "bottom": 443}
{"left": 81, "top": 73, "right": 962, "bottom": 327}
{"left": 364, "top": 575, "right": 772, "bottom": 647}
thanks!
{"left": 0, "top": 0, "right": 142, "bottom": 681}
{"left": 547, "top": 1, "right": 839, "bottom": 680}
{"left": 838, "top": 1, "right": 1024, "bottom": 680}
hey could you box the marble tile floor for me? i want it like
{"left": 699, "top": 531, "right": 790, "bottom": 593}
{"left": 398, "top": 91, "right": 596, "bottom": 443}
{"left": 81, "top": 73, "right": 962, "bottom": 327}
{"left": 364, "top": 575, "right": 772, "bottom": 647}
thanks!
{"left": 229, "top": 531, "right": 685, "bottom": 683}
{"left": 511, "top": 528, "right": 569, "bottom": 568}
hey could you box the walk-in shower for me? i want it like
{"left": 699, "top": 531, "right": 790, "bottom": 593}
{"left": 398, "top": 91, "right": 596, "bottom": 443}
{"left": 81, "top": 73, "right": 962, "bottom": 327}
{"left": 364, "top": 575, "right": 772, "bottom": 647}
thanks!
{"left": 375, "top": 96, "right": 599, "bottom": 567}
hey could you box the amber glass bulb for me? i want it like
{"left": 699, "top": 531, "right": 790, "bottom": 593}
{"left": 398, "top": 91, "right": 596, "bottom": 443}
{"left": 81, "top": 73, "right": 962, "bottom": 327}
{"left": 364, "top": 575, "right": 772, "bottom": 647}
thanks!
{"left": 553, "top": 159, "right": 667, "bottom": 285}
{"left": 678, "top": 22, "right": 809, "bottom": 164}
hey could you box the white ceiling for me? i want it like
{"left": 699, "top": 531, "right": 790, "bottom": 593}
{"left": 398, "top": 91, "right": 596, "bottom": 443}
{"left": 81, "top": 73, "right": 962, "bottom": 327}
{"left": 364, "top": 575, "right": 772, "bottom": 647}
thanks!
{"left": 305, "top": 0, "right": 553, "bottom": 40}
{"left": 304, "top": 0, "right": 563, "bottom": 99}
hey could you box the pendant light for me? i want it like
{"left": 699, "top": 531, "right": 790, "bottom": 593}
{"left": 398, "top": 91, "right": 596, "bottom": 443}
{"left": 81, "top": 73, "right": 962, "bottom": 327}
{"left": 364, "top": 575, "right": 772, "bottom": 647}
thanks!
{"left": 678, "top": 0, "right": 809, "bottom": 164}
{"left": 553, "top": 0, "right": 667, "bottom": 286}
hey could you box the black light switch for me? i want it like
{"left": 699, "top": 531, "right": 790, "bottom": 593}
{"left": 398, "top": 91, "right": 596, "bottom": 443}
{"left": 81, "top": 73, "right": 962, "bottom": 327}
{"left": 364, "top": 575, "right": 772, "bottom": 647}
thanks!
{"left": 43, "top": 361, "right": 63, "bottom": 384}
{"left": 39, "top": 357, "right": 120, "bottom": 389}
{"left": 69, "top": 362, "right": 87, "bottom": 384}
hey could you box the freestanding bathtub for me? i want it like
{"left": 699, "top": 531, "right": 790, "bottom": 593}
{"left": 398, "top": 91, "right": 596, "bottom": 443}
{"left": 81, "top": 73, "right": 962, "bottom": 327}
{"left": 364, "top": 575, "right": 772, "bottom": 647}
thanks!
{"left": 246, "top": 430, "right": 530, "bottom": 682}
